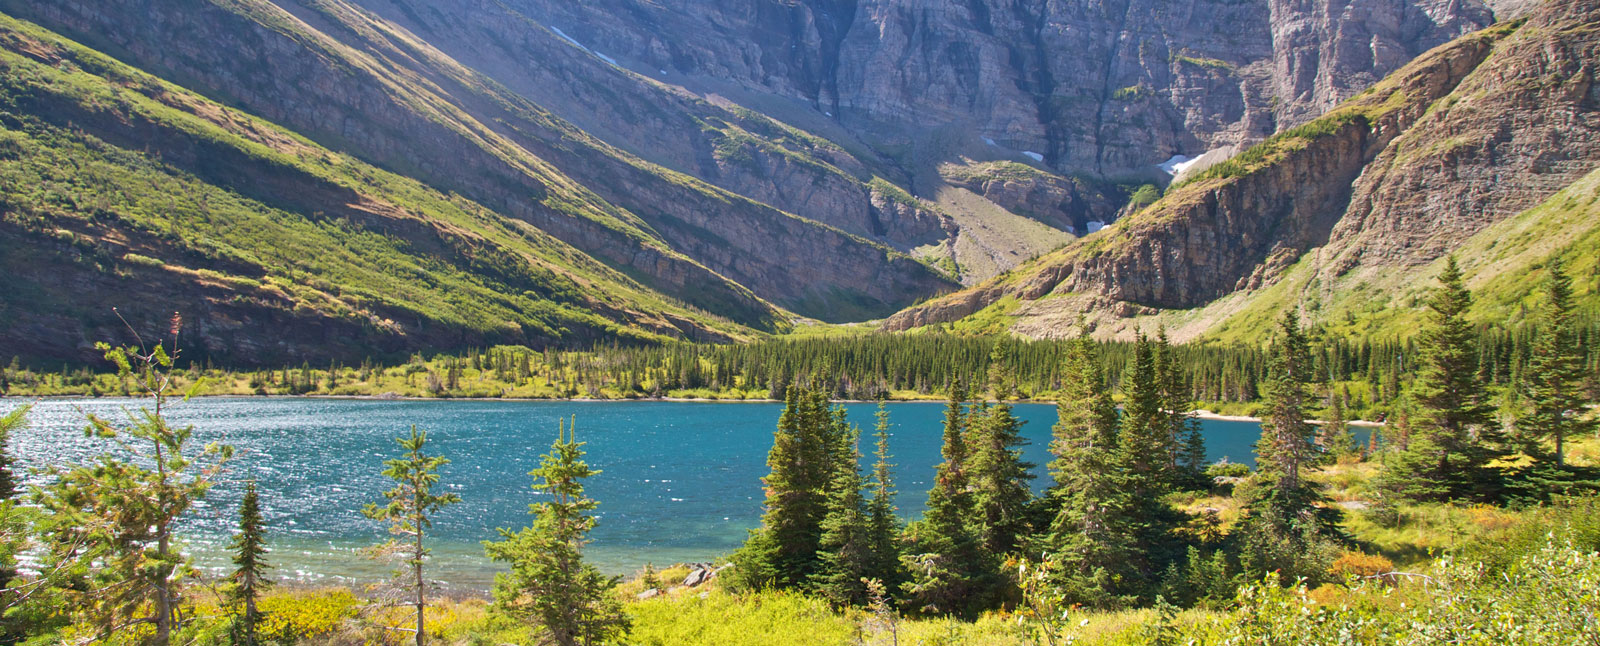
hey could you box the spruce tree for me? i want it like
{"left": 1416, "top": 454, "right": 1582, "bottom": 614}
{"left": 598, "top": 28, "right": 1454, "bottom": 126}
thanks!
{"left": 484, "top": 420, "right": 628, "bottom": 646}
{"left": 1235, "top": 313, "right": 1342, "bottom": 583}
{"left": 968, "top": 350, "right": 1035, "bottom": 555}
{"left": 1520, "top": 259, "right": 1596, "bottom": 467}
{"left": 730, "top": 385, "right": 837, "bottom": 590}
{"left": 1156, "top": 329, "right": 1207, "bottom": 488}
{"left": 1043, "top": 338, "right": 1139, "bottom": 608}
{"left": 364, "top": 425, "right": 460, "bottom": 646}
{"left": 864, "top": 404, "right": 904, "bottom": 595}
{"left": 228, "top": 481, "right": 271, "bottom": 646}
{"left": 1114, "top": 333, "right": 1187, "bottom": 595}
{"left": 901, "top": 381, "right": 1000, "bottom": 617}
{"left": 812, "top": 424, "right": 874, "bottom": 607}
{"left": 1386, "top": 258, "right": 1502, "bottom": 501}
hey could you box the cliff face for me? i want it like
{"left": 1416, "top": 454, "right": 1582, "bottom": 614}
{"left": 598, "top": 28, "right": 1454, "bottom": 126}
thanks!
{"left": 3, "top": 0, "right": 955, "bottom": 323}
{"left": 499, "top": 0, "right": 1492, "bottom": 176}
{"left": 887, "top": 0, "right": 1600, "bottom": 339}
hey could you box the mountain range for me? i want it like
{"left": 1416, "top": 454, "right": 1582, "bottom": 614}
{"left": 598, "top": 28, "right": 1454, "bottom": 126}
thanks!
{"left": 0, "top": 0, "right": 1591, "bottom": 365}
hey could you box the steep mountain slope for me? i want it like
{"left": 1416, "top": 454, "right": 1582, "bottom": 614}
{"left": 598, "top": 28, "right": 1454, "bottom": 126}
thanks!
{"left": 3, "top": 0, "right": 955, "bottom": 322}
{"left": 886, "top": 0, "right": 1600, "bottom": 340}
{"left": 0, "top": 14, "right": 754, "bottom": 366}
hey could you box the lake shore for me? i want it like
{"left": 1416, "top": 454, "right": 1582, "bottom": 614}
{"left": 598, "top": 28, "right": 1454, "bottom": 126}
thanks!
{"left": 2, "top": 392, "right": 1385, "bottom": 427}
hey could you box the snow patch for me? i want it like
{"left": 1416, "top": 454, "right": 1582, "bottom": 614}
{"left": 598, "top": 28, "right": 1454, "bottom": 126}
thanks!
{"left": 549, "top": 26, "right": 617, "bottom": 66}
{"left": 1086, "top": 220, "right": 1107, "bottom": 233}
{"left": 1022, "top": 150, "right": 1045, "bottom": 162}
{"left": 1159, "top": 149, "right": 1219, "bottom": 176}
{"left": 982, "top": 137, "right": 996, "bottom": 146}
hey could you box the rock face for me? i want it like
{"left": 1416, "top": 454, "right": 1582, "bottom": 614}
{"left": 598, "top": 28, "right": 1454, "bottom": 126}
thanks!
{"left": 3, "top": 0, "right": 954, "bottom": 323}
{"left": 888, "top": 0, "right": 1600, "bottom": 337}
{"left": 497, "top": 0, "right": 1494, "bottom": 176}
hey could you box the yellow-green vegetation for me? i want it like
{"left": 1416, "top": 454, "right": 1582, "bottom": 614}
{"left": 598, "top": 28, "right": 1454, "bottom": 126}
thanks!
{"left": 0, "top": 11, "right": 766, "bottom": 360}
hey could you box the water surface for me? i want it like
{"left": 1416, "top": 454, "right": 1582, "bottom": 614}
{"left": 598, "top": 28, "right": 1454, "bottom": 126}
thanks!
{"left": 7, "top": 397, "right": 1275, "bottom": 590}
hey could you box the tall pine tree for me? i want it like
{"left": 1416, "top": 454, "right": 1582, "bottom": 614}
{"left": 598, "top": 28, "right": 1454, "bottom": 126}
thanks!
{"left": 901, "top": 382, "right": 1001, "bottom": 617}
{"left": 1043, "top": 337, "right": 1140, "bottom": 608}
{"left": 363, "top": 425, "right": 460, "bottom": 646}
{"left": 1520, "top": 258, "right": 1596, "bottom": 467}
{"left": 731, "top": 385, "right": 839, "bottom": 590}
{"left": 813, "top": 423, "right": 874, "bottom": 606}
{"left": 228, "top": 481, "right": 271, "bottom": 646}
{"left": 968, "top": 346, "right": 1035, "bottom": 555}
{"left": 1385, "top": 257, "right": 1502, "bottom": 502}
{"left": 864, "top": 404, "right": 904, "bottom": 596}
{"left": 1235, "top": 313, "right": 1343, "bottom": 583}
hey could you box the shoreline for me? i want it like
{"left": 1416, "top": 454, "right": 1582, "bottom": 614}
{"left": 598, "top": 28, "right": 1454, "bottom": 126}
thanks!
{"left": 1, "top": 393, "right": 1385, "bottom": 426}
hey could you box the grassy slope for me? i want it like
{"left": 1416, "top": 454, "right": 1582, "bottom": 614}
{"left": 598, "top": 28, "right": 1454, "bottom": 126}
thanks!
{"left": 0, "top": 13, "right": 757, "bottom": 363}
{"left": 1204, "top": 166, "right": 1600, "bottom": 344}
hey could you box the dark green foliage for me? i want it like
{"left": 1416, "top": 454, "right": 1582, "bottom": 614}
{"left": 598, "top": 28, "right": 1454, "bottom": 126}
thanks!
{"left": 1042, "top": 338, "right": 1142, "bottom": 608}
{"left": 812, "top": 425, "right": 874, "bottom": 607}
{"left": 363, "top": 425, "right": 460, "bottom": 646}
{"left": 730, "top": 385, "right": 844, "bottom": 591}
{"left": 0, "top": 404, "right": 31, "bottom": 643}
{"left": 1233, "top": 314, "right": 1343, "bottom": 584}
{"left": 1384, "top": 258, "right": 1504, "bottom": 502}
{"left": 228, "top": 481, "right": 271, "bottom": 646}
{"left": 1519, "top": 259, "right": 1597, "bottom": 467}
{"left": 901, "top": 383, "right": 1003, "bottom": 618}
{"left": 968, "top": 350, "right": 1036, "bottom": 555}
{"left": 863, "top": 405, "right": 904, "bottom": 596}
{"left": 483, "top": 420, "right": 629, "bottom": 646}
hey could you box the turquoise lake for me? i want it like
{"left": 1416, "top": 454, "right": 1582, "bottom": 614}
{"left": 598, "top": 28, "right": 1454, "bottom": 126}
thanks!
{"left": 5, "top": 397, "right": 1286, "bottom": 591}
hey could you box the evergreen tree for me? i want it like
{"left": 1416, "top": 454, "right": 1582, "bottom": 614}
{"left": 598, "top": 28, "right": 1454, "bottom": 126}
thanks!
{"left": 0, "top": 404, "right": 32, "bottom": 642}
{"left": 34, "top": 336, "right": 232, "bottom": 645}
{"left": 1234, "top": 313, "right": 1342, "bottom": 583}
{"left": 228, "top": 481, "right": 271, "bottom": 646}
{"left": 901, "top": 382, "right": 1001, "bottom": 617}
{"left": 1321, "top": 395, "right": 1357, "bottom": 463}
{"left": 730, "top": 385, "right": 837, "bottom": 590}
{"left": 864, "top": 404, "right": 904, "bottom": 595}
{"left": 484, "top": 419, "right": 628, "bottom": 646}
{"left": 1156, "top": 329, "right": 1207, "bottom": 488}
{"left": 1520, "top": 259, "right": 1596, "bottom": 467}
{"left": 1386, "top": 258, "right": 1502, "bottom": 502}
{"left": 1043, "top": 338, "right": 1139, "bottom": 608}
{"left": 1120, "top": 334, "right": 1171, "bottom": 495}
{"left": 364, "top": 425, "right": 460, "bottom": 646}
{"left": 967, "top": 351, "right": 1035, "bottom": 555}
{"left": 812, "top": 424, "right": 873, "bottom": 607}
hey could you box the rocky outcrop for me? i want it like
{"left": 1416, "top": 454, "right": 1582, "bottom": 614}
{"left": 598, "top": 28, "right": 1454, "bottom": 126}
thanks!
{"left": 889, "top": 0, "right": 1600, "bottom": 338}
{"left": 3, "top": 0, "right": 954, "bottom": 323}
{"left": 939, "top": 162, "right": 1120, "bottom": 233}
{"left": 500, "top": 0, "right": 1494, "bottom": 177}
{"left": 885, "top": 19, "right": 1517, "bottom": 330}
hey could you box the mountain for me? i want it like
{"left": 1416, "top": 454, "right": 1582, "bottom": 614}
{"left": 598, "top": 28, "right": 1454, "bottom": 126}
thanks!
{"left": 886, "top": 0, "right": 1599, "bottom": 341}
{"left": 0, "top": 0, "right": 1556, "bottom": 365}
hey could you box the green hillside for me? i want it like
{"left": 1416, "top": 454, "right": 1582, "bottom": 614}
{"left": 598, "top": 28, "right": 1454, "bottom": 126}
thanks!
{"left": 0, "top": 14, "right": 757, "bottom": 365}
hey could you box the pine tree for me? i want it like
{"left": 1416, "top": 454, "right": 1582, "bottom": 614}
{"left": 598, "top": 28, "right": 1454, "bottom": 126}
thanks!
{"left": 0, "top": 404, "right": 32, "bottom": 639}
{"left": 730, "top": 385, "right": 837, "bottom": 590}
{"left": 484, "top": 419, "right": 628, "bottom": 646}
{"left": 1234, "top": 313, "right": 1342, "bottom": 583}
{"left": 1520, "top": 259, "right": 1597, "bottom": 467}
{"left": 1043, "top": 338, "right": 1139, "bottom": 608}
{"left": 229, "top": 481, "right": 271, "bottom": 646}
{"left": 1321, "top": 395, "right": 1357, "bottom": 463}
{"left": 812, "top": 424, "right": 874, "bottom": 607}
{"left": 1120, "top": 333, "right": 1171, "bottom": 495}
{"left": 34, "top": 335, "right": 232, "bottom": 645}
{"left": 364, "top": 425, "right": 461, "bottom": 646}
{"left": 1156, "top": 329, "right": 1207, "bottom": 488}
{"left": 901, "top": 381, "right": 1000, "bottom": 617}
{"left": 864, "top": 404, "right": 904, "bottom": 595}
{"left": 967, "top": 350, "right": 1035, "bottom": 555}
{"left": 1387, "top": 258, "right": 1502, "bottom": 502}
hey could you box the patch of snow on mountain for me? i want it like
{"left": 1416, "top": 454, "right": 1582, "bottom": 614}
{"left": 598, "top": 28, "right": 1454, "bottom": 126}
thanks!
{"left": 1022, "top": 151, "right": 1045, "bottom": 162}
{"left": 1086, "top": 220, "right": 1106, "bottom": 233}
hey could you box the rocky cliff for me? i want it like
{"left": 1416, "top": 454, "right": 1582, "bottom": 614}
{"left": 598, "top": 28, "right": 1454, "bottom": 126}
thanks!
{"left": 887, "top": 0, "right": 1599, "bottom": 340}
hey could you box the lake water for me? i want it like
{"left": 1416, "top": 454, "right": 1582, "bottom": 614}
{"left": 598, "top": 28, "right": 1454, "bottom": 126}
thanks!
{"left": 5, "top": 397, "right": 1279, "bottom": 590}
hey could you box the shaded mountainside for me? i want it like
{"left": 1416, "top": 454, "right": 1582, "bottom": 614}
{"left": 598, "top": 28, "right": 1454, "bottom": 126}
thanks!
{"left": 1, "top": 0, "right": 955, "bottom": 324}
{"left": 887, "top": 0, "right": 1600, "bottom": 341}
{"left": 0, "top": 14, "right": 758, "bottom": 366}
